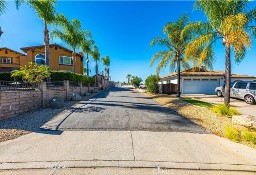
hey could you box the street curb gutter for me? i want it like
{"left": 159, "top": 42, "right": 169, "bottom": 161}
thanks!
{"left": 0, "top": 160, "right": 255, "bottom": 172}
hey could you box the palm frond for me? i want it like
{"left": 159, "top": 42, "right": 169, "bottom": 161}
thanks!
{"left": 0, "top": 0, "right": 7, "bottom": 15}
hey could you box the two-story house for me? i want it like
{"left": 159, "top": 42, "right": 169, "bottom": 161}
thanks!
{"left": 20, "top": 44, "right": 84, "bottom": 74}
{"left": 0, "top": 47, "right": 25, "bottom": 72}
{"left": 0, "top": 44, "right": 84, "bottom": 74}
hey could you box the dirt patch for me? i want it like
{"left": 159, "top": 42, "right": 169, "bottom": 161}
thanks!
{"left": 144, "top": 92, "right": 231, "bottom": 137}
{"left": 0, "top": 129, "right": 30, "bottom": 142}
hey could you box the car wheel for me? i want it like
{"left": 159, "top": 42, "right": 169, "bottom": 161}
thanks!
{"left": 216, "top": 90, "right": 223, "bottom": 97}
{"left": 244, "top": 95, "right": 255, "bottom": 104}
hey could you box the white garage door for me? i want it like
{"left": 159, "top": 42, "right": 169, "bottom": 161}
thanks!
{"left": 183, "top": 78, "right": 219, "bottom": 95}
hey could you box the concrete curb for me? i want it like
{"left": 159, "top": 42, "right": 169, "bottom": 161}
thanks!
{"left": 0, "top": 160, "right": 256, "bottom": 172}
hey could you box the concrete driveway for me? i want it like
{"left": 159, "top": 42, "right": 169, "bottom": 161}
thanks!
{"left": 185, "top": 95, "right": 256, "bottom": 116}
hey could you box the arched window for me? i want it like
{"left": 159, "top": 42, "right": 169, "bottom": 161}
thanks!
{"left": 35, "top": 54, "right": 46, "bottom": 65}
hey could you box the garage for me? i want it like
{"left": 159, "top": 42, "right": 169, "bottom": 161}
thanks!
{"left": 182, "top": 78, "right": 219, "bottom": 95}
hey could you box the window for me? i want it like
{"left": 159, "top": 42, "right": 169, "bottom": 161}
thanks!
{"left": 59, "top": 56, "right": 73, "bottom": 65}
{"left": 193, "top": 79, "right": 200, "bottom": 81}
{"left": 1, "top": 57, "right": 12, "bottom": 64}
{"left": 234, "top": 82, "right": 248, "bottom": 89}
{"left": 210, "top": 79, "right": 218, "bottom": 81}
{"left": 249, "top": 83, "right": 256, "bottom": 90}
{"left": 202, "top": 79, "right": 209, "bottom": 81}
{"left": 184, "top": 79, "right": 191, "bottom": 80}
{"left": 35, "top": 54, "right": 46, "bottom": 65}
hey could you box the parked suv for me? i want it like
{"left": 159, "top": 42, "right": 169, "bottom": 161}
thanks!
{"left": 215, "top": 81, "right": 256, "bottom": 104}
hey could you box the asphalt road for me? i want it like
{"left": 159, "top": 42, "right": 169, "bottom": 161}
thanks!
{"left": 58, "top": 87, "right": 206, "bottom": 133}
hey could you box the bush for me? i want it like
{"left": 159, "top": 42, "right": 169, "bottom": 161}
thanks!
{"left": 241, "top": 130, "right": 256, "bottom": 144}
{"left": 212, "top": 104, "right": 240, "bottom": 117}
{"left": 11, "top": 62, "right": 50, "bottom": 83}
{"left": 131, "top": 76, "right": 143, "bottom": 87}
{"left": 50, "top": 71, "right": 95, "bottom": 85}
{"left": 145, "top": 75, "right": 159, "bottom": 93}
{"left": 224, "top": 125, "right": 240, "bottom": 142}
{"left": 0, "top": 72, "right": 14, "bottom": 81}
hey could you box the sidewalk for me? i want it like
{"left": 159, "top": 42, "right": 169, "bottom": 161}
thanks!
{"left": 0, "top": 131, "right": 256, "bottom": 173}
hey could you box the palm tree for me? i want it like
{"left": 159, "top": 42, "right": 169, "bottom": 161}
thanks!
{"left": 81, "top": 39, "right": 94, "bottom": 76}
{"left": 91, "top": 45, "right": 100, "bottom": 86}
{"left": 126, "top": 74, "right": 131, "bottom": 84}
{"left": 0, "top": 0, "right": 7, "bottom": 15}
{"left": 102, "top": 56, "right": 110, "bottom": 80}
{"left": 51, "top": 14, "right": 91, "bottom": 73}
{"left": 184, "top": 0, "right": 256, "bottom": 106}
{"left": 150, "top": 15, "right": 205, "bottom": 97}
{"left": 16, "top": 0, "right": 56, "bottom": 66}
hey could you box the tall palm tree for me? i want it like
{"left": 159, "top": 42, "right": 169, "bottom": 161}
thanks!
{"left": 126, "top": 74, "right": 131, "bottom": 84}
{"left": 102, "top": 56, "right": 110, "bottom": 80}
{"left": 81, "top": 39, "right": 94, "bottom": 76}
{"left": 51, "top": 14, "right": 91, "bottom": 73}
{"left": 16, "top": 0, "right": 56, "bottom": 66}
{"left": 184, "top": 0, "right": 256, "bottom": 106}
{"left": 91, "top": 45, "right": 100, "bottom": 86}
{"left": 150, "top": 15, "right": 205, "bottom": 97}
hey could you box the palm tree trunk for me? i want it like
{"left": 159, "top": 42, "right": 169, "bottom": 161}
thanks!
{"left": 72, "top": 49, "right": 76, "bottom": 73}
{"left": 86, "top": 53, "right": 89, "bottom": 76}
{"left": 177, "top": 52, "right": 181, "bottom": 97}
{"left": 44, "top": 21, "right": 50, "bottom": 67}
{"left": 224, "top": 45, "right": 231, "bottom": 106}
{"left": 96, "top": 60, "right": 98, "bottom": 87}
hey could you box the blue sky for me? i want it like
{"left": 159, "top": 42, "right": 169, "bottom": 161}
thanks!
{"left": 1, "top": 1, "right": 256, "bottom": 82}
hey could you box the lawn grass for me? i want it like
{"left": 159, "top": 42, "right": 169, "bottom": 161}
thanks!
{"left": 181, "top": 98, "right": 213, "bottom": 108}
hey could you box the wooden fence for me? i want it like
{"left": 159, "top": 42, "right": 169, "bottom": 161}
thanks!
{"left": 158, "top": 83, "right": 177, "bottom": 94}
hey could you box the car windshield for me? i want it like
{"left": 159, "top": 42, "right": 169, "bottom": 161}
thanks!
{"left": 249, "top": 83, "right": 256, "bottom": 90}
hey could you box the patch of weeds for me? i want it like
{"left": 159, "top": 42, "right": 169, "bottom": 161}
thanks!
{"left": 224, "top": 125, "right": 240, "bottom": 142}
{"left": 212, "top": 104, "right": 240, "bottom": 117}
{"left": 181, "top": 98, "right": 213, "bottom": 108}
{"left": 241, "top": 130, "right": 256, "bottom": 144}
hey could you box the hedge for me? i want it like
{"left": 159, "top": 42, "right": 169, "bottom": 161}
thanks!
{"left": 0, "top": 72, "right": 22, "bottom": 81}
{"left": 50, "top": 71, "right": 95, "bottom": 85}
{"left": 0, "top": 71, "right": 95, "bottom": 85}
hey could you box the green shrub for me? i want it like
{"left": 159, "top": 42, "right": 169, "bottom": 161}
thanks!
{"left": 212, "top": 104, "right": 240, "bottom": 117}
{"left": 241, "top": 130, "right": 256, "bottom": 144}
{"left": 11, "top": 62, "right": 50, "bottom": 83}
{"left": 131, "top": 76, "right": 143, "bottom": 87}
{"left": 50, "top": 71, "right": 95, "bottom": 85}
{"left": 145, "top": 75, "right": 159, "bottom": 93}
{"left": 0, "top": 72, "right": 14, "bottom": 81}
{"left": 224, "top": 125, "right": 240, "bottom": 142}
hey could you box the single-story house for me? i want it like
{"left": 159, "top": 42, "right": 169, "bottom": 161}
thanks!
{"left": 159, "top": 67, "right": 256, "bottom": 95}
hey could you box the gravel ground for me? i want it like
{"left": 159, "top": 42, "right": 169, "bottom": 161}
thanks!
{"left": 0, "top": 100, "right": 79, "bottom": 142}
{"left": 144, "top": 93, "right": 231, "bottom": 137}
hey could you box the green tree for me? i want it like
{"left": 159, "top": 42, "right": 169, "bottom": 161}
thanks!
{"left": 102, "top": 56, "right": 110, "bottom": 80}
{"left": 11, "top": 62, "right": 50, "bottom": 83}
{"left": 131, "top": 76, "right": 142, "bottom": 87}
{"left": 184, "top": 0, "right": 256, "bottom": 106}
{"left": 51, "top": 14, "right": 91, "bottom": 73}
{"left": 91, "top": 45, "right": 101, "bottom": 86}
{"left": 145, "top": 75, "right": 159, "bottom": 94}
{"left": 150, "top": 15, "right": 208, "bottom": 97}
{"left": 81, "top": 39, "right": 94, "bottom": 76}
{"left": 16, "top": 0, "right": 56, "bottom": 66}
{"left": 126, "top": 74, "right": 132, "bottom": 84}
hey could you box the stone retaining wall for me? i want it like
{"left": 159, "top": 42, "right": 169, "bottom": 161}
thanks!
{"left": 0, "top": 80, "right": 112, "bottom": 120}
{"left": 0, "top": 90, "right": 41, "bottom": 120}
